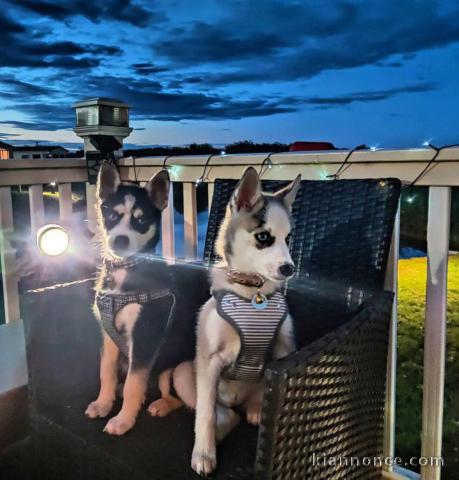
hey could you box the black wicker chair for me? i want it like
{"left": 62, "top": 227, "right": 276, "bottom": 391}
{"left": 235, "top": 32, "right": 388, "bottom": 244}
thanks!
{"left": 0, "top": 178, "right": 400, "bottom": 480}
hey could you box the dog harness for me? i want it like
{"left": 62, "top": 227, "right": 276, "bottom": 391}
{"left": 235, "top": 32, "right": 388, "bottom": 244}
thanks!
{"left": 96, "top": 289, "right": 175, "bottom": 358}
{"left": 214, "top": 289, "right": 288, "bottom": 382}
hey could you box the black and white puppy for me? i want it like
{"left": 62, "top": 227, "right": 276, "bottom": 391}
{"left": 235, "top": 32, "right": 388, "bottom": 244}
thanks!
{"left": 85, "top": 163, "right": 208, "bottom": 435}
{"left": 173, "top": 168, "right": 301, "bottom": 475}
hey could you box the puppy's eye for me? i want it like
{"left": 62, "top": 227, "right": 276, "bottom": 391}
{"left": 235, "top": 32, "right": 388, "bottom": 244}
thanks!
{"left": 255, "top": 231, "right": 271, "bottom": 244}
{"left": 137, "top": 216, "right": 146, "bottom": 225}
{"left": 107, "top": 212, "right": 119, "bottom": 221}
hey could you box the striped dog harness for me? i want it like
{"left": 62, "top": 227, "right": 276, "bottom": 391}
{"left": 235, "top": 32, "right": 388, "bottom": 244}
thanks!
{"left": 96, "top": 289, "right": 174, "bottom": 358}
{"left": 214, "top": 290, "right": 288, "bottom": 382}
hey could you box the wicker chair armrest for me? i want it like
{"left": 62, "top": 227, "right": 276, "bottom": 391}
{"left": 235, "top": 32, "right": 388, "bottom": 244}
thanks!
{"left": 255, "top": 290, "right": 393, "bottom": 479}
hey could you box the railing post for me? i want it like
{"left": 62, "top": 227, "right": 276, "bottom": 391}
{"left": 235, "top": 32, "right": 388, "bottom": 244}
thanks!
{"left": 0, "top": 187, "right": 20, "bottom": 323}
{"left": 421, "top": 187, "right": 451, "bottom": 480}
{"left": 85, "top": 183, "right": 97, "bottom": 233}
{"left": 384, "top": 203, "right": 400, "bottom": 468}
{"left": 28, "top": 185, "right": 45, "bottom": 233}
{"left": 183, "top": 182, "right": 197, "bottom": 261}
{"left": 208, "top": 183, "right": 214, "bottom": 212}
{"left": 58, "top": 183, "right": 73, "bottom": 223}
{"left": 161, "top": 184, "right": 175, "bottom": 260}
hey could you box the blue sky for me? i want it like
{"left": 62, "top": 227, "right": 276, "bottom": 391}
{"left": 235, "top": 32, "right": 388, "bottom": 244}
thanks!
{"left": 0, "top": 0, "right": 458, "bottom": 149}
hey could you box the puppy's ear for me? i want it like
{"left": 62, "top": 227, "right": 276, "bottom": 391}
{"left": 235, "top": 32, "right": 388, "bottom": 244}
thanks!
{"left": 147, "top": 169, "right": 170, "bottom": 211}
{"left": 274, "top": 174, "right": 301, "bottom": 211}
{"left": 96, "top": 162, "right": 120, "bottom": 200}
{"left": 231, "top": 167, "right": 262, "bottom": 211}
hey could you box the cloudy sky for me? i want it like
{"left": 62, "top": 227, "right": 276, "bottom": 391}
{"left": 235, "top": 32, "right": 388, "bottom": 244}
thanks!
{"left": 0, "top": 0, "right": 458, "bottom": 149}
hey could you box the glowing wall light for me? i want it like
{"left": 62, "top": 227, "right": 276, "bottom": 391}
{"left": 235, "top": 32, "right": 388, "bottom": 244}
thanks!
{"left": 37, "top": 224, "right": 70, "bottom": 256}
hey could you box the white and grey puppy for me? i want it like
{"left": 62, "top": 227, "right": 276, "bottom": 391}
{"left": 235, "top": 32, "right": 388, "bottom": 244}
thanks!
{"left": 173, "top": 167, "right": 301, "bottom": 476}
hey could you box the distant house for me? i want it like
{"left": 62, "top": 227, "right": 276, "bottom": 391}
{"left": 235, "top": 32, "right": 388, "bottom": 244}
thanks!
{"left": 0, "top": 141, "right": 13, "bottom": 160}
{"left": 13, "top": 145, "right": 69, "bottom": 159}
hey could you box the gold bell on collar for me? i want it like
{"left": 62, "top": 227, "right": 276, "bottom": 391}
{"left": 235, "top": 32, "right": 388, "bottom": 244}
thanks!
{"left": 251, "top": 288, "right": 268, "bottom": 310}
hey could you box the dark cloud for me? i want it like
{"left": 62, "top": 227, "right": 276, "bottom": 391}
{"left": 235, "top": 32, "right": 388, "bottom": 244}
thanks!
{"left": 131, "top": 63, "right": 169, "bottom": 75}
{"left": 2, "top": 74, "right": 297, "bottom": 130}
{"left": 155, "top": 1, "right": 459, "bottom": 84}
{"left": 0, "top": 12, "right": 120, "bottom": 69}
{"left": 0, "top": 10, "right": 25, "bottom": 34}
{"left": 0, "top": 75, "right": 55, "bottom": 97}
{"left": 5, "top": 75, "right": 436, "bottom": 131}
{"left": 11, "top": 0, "right": 162, "bottom": 28}
{"left": 0, "top": 102, "right": 76, "bottom": 130}
{"left": 0, "top": 132, "right": 20, "bottom": 138}
{"left": 0, "top": 120, "right": 73, "bottom": 131}
{"left": 305, "top": 83, "right": 437, "bottom": 109}
{"left": 376, "top": 61, "right": 404, "bottom": 68}
{"left": 184, "top": 76, "right": 203, "bottom": 84}
{"left": 46, "top": 56, "right": 101, "bottom": 69}
{"left": 78, "top": 76, "right": 296, "bottom": 121}
{"left": 153, "top": 1, "right": 358, "bottom": 65}
{"left": 155, "top": 22, "right": 287, "bottom": 63}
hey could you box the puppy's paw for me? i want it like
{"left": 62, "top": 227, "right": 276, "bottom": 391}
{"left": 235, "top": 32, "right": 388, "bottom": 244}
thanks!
{"left": 147, "top": 398, "right": 181, "bottom": 417}
{"left": 103, "top": 414, "right": 135, "bottom": 436}
{"left": 85, "top": 400, "right": 113, "bottom": 419}
{"left": 191, "top": 450, "right": 216, "bottom": 476}
{"left": 246, "top": 404, "right": 262, "bottom": 426}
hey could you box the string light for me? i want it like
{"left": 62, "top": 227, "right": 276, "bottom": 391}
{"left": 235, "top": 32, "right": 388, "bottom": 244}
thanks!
{"left": 327, "top": 144, "right": 367, "bottom": 180}
{"left": 168, "top": 165, "right": 180, "bottom": 179}
{"left": 410, "top": 142, "right": 459, "bottom": 187}
{"left": 259, "top": 152, "right": 275, "bottom": 177}
{"left": 195, "top": 153, "right": 217, "bottom": 186}
{"left": 49, "top": 181, "right": 57, "bottom": 194}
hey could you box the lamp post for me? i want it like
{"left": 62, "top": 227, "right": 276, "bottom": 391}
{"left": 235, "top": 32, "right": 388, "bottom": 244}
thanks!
{"left": 72, "top": 97, "right": 133, "bottom": 184}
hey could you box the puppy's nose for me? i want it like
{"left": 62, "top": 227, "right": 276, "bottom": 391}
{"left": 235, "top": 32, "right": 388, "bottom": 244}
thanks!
{"left": 113, "top": 235, "right": 129, "bottom": 250}
{"left": 279, "top": 263, "right": 295, "bottom": 278}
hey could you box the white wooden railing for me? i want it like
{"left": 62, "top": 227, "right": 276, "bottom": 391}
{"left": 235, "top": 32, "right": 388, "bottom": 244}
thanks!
{"left": 1, "top": 147, "right": 458, "bottom": 480}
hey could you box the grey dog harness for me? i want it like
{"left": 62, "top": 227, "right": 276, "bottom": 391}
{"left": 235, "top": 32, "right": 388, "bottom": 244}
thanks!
{"left": 96, "top": 289, "right": 174, "bottom": 358}
{"left": 214, "top": 290, "right": 288, "bottom": 382}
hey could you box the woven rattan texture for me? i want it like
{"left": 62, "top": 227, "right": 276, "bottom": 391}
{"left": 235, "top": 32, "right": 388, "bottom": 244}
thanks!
{"left": 255, "top": 292, "right": 393, "bottom": 480}
{"left": 204, "top": 178, "right": 401, "bottom": 292}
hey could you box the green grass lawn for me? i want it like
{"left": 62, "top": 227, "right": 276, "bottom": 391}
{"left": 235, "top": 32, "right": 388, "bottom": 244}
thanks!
{"left": 396, "top": 255, "right": 459, "bottom": 478}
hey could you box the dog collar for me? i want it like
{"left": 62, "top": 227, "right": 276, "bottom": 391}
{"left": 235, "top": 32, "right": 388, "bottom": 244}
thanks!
{"left": 226, "top": 269, "right": 265, "bottom": 288}
{"left": 105, "top": 257, "right": 142, "bottom": 270}
{"left": 226, "top": 269, "right": 268, "bottom": 309}
{"left": 104, "top": 253, "right": 160, "bottom": 271}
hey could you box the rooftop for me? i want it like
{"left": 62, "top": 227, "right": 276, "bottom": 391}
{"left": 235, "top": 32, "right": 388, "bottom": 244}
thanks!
{"left": 72, "top": 97, "right": 130, "bottom": 109}
{"left": 11, "top": 145, "right": 69, "bottom": 152}
{"left": 0, "top": 141, "right": 68, "bottom": 152}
